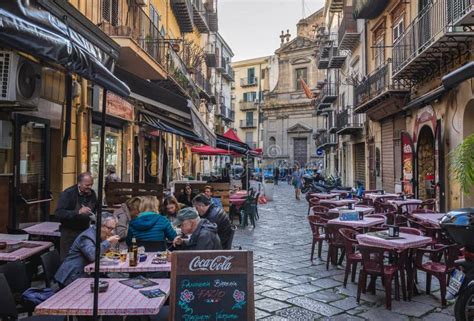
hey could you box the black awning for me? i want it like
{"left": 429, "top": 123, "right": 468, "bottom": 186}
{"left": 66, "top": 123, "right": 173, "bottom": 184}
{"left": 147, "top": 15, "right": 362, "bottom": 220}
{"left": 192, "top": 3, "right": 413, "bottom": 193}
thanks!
{"left": 442, "top": 62, "right": 474, "bottom": 89}
{"left": 140, "top": 113, "right": 204, "bottom": 144}
{"left": 403, "top": 86, "right": 447, "bottom": 111}
{"left": 216, "top": 134, "right": 249, "bottom": 155}
{"left": 353, "top": 0, "right": 390, "bottom": 19}
{"left": 0, "top": 0, "right": 129, "bottom": 97}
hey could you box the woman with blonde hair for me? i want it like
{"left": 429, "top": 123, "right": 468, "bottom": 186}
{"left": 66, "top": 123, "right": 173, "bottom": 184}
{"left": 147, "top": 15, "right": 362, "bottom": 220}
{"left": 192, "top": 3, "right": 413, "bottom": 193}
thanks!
{"left": 126, "top": 196, "right": 176, "bottom": 246}
{"left": 161, "top": 196, "right": 181, "bottom": 223}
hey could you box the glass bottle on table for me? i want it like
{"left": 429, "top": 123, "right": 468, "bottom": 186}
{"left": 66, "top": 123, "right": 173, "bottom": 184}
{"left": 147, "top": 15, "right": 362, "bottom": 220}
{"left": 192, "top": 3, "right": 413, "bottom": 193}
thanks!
{"left": 129, "top": 237, "right": 138, "bottom": 267}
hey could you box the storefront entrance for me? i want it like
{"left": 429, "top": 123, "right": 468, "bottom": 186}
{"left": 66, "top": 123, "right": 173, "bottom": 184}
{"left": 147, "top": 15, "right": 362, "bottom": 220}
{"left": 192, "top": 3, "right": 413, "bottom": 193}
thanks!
{"left": 13, "top": 115, "right": 51, "bottom": 228}
{"left": 416, "top": 125, "right": 436, "bottom": 200}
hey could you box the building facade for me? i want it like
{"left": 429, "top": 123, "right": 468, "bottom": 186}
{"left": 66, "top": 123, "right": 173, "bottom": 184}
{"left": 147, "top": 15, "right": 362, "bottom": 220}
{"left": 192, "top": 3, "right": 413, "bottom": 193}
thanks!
{"left": 261, "top": 10, "right": 325, "bottom": 168}
{"left": 231, "top": 57, "right": 270, "bottom": 150}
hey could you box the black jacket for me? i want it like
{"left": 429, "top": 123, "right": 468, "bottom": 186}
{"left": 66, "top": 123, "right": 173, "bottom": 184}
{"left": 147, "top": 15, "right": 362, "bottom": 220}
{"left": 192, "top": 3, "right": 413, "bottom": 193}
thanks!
{"left": 55, "top": 185, "right": 97, "bottom": 231}
{"left": 178, "top": 193, "right": 196, "bottom": 208}
{"left": 180, "top": 219, "right": 222, "bottom": 251}
{"left": 201, "top": 204, "right": 233, "bottom": 249}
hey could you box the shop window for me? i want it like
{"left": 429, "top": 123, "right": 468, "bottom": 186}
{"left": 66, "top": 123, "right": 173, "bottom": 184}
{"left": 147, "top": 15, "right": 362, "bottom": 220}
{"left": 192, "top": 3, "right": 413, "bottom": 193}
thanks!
{"left": 295, "top": 68, "right": 308, "bottom": 90}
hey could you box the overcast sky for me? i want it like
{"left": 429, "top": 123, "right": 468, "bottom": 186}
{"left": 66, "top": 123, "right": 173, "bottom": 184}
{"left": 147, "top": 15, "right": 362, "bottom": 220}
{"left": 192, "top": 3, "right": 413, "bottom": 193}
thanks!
{"left": 218, "top": 0, "right": 325, "bottom": 62}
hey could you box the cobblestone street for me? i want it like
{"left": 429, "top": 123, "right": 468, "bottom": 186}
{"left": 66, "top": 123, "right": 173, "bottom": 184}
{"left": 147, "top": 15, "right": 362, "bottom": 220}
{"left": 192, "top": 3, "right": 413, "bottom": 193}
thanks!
{"left": 233, "top": 183, "right": 456, "bottom": 321}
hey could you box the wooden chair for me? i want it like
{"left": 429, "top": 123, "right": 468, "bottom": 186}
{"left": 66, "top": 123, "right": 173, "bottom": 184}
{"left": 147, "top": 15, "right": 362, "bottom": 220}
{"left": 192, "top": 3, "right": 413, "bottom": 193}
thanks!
{"left": 308, "top": 215, "right": 327, "bottom": 260}
{"left": 399, "top": 202, "right": 424, "bottom": 216}
{"left": 357, "top": 245, "right": 400, "bottom": 310}
{"left": 339, "top": 228, "right": 362, "bottom": 287}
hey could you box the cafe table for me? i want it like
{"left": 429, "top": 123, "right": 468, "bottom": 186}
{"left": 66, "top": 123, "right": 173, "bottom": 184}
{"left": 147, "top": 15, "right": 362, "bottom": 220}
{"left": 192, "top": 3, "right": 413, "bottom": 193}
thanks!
{"left": 364, "top": 193, "right": 400, "bottom": 201}
{"left": 23, "top": 222, "right": 61, "bottom": 237}
{"left": 328, "top": 206, "right": 374, "bottom": 215}
{"left": 309, "top": 192, "right": 341, "bottom": 199}
{"left": 84, "top": 253, "right": 171, "bottom": 273}
{"left": 0, "top": 240, "right": 53, "bottom": 262}
{"left": 327, "top": 217, "right": 385, "bottom": 232}
{"left": 35, "top": 278, "right": 170, "bottom": 316}
{"left": 412, "top": 213, "right": 446, "bottom": 227}
{"left": 319, "top": 199, "right": 357, "bottom": 207}
{"left": 230, "top": 190, "right": 248, "bottom": 198}
{"left": 388, "top": 199, "right": 423, "bottom": 214}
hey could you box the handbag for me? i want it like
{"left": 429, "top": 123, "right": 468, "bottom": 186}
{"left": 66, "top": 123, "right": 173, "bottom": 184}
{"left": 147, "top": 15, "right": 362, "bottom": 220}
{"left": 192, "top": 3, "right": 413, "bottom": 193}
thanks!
{"left": 22, "top": 288, "right": 56, "bottom": 305}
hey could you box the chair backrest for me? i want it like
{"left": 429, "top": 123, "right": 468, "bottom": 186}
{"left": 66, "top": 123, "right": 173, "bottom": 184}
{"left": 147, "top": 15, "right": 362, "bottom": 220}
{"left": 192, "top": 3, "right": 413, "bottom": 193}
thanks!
{"left": 307, "top": 215, "right": 326, "bottom": 237}
{"left": 420, "top": 199, "right": 436, "bottom": 210}
{"left": 373, "top": 200, "right": 384, "bottom": 213}
{"left": 223, "top": 225, "right": 237, "bottom": 250}
{"left": 445, "top": 245, "right": 462, "bottom": 269}
{"left": 381, "top": 203, "right": 397, "bottom": 213}
{"left": 339, "top": 228, "right": 359, "bottom": 255}
{"left": 309, "top": 198, "right": 320, "bottom": 206}
{"left": 41, "top": 250, "right": 61, "bottom": 287}
{"left": 358, "top": 245, "right": 388, "bottom": 274}
{"left": 400, "top": 202, "right": 423, "bottom": 215}
{"left": 399, "top": 227, "right": 423, "bottom": 235}
{"left": 0, "top": 273, "right": 19, "bottom": 319}
{"left": 325, "top": 224, "right": 347, "bottom": 247}
{"left": 412, "top": 208, "right": 437, "bottom": 214}
{"left": 364, "top": 214, "right": 386, "bottom": 219}
{"left": 136, "top": 240, "right": 167, "bottom": 252}
{"left": 0, "top": 261, "right": 31, "bottom": 296}
{"left": 312, "top": 205, "right": 329, "bottom": 214}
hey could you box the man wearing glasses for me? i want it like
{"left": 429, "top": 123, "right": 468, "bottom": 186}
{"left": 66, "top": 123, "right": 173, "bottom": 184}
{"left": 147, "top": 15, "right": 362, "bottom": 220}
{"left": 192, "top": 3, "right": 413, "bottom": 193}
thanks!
{"left": 54, "top": 213, "right": 120, "bottom": 288}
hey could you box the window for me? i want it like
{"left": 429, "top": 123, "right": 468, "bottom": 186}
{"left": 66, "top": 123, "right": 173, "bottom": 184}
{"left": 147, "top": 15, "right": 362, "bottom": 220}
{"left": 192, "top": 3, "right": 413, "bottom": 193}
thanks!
{"left": 243, "top": 92, "right": 257, "bottom": 102}
{"left": 374, "top": 37, "right": 385, "bottom": 68}
{"left": 295, "top": 68, "right": 308, "bottom": 90}
{"left": 245, "top": 132, "right": 254, "bottom": 146}
{"left": 149, "top": 5, "right": 160, "bottom": 29}
{"left": 101, "top": 0, "right": 119, "bottom": 26}
{"left": 247, "top": 68, "right": 255, "bottom": 83}
{"left": 392, "top": 17, "right": 404, "bottom": 42}
{"left": 261, "top": 69, "right": 265, "bottom": 79}
{"left": 246, "top": 112, "right": 254, "bottom": 125}
{"left": 269, "top": 136, "right": 276, "bottom": 145}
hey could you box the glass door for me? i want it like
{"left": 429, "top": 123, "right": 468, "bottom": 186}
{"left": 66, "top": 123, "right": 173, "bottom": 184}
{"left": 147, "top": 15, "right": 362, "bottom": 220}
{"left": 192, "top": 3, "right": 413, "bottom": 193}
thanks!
{"left": 13, "top": 115, "right": 50, "bottom": 228}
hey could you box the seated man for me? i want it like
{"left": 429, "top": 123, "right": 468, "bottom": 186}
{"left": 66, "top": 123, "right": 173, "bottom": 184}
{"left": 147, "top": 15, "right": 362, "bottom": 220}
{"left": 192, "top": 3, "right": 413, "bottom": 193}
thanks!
{"left": 192, "top": 194, "right": 233, "bottom": 249}
{"left": 172, "top": 207, "right": 222, "bottom": 250}
{"left": 203, "top": 185, "right": 222, "bottom": 208}
{"left": 54, "top": 213, "right": 120, "bottom": 287}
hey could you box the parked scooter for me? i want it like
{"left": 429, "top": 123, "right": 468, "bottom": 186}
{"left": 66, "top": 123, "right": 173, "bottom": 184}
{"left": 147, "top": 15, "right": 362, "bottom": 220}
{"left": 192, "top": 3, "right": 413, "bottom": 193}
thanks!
{"left": 440, "top": 208, "right": 474, "bottom": 320}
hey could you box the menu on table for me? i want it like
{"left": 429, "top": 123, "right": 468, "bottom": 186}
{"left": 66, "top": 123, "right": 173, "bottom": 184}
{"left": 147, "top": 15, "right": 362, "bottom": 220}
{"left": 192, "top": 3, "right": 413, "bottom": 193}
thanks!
{"left": 170, "top": 250, "right": 255, "bottom": 321}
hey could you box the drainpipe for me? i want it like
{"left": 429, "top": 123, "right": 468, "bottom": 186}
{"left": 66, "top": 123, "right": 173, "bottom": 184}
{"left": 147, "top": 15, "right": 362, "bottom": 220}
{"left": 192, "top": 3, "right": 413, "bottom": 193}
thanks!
{"left": 77, "top": 78, "right": 87, "bottom": 175}
{"left": 62, "top": 75, "right": 73, "bottom": 157}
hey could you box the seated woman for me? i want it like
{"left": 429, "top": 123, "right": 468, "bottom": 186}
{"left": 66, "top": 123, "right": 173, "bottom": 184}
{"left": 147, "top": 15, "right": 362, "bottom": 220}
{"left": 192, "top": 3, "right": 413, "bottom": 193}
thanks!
{"left": 177, "top": 184, "right": 196, "bottom": 208}
{"left": 54, "top": 212, "right": 120, "bottom": 287}
{"left": 161, "top": 196, "right": 181, "bottom": 224}
{"left": 126, "top": 196, "right": 177, "bottom": 246}
{"left": 114, "top": 196, "right": 142, "bottom": 242}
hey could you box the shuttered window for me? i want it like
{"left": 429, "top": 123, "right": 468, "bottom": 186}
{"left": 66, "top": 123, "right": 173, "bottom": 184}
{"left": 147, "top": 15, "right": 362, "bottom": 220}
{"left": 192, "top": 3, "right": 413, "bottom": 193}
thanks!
{"left": 381, "top": 120, "right": 395, "bottom": 192}
{"left": 354, "top": 143, "right": 366, "bottom": 186}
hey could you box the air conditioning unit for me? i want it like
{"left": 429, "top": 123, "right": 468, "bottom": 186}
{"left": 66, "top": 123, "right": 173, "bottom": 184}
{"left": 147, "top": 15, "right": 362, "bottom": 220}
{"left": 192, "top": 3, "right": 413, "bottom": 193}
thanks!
{"left": 0, "top": 51, "right": 42, "bottom": 107}
{"left": 135, "top": 0, "right": 147, "bottom": 6}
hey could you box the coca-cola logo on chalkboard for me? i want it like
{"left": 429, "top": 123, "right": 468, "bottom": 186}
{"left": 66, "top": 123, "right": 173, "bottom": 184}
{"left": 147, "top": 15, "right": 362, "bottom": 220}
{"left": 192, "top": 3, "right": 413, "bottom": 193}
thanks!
{"left": 189, "top": 255, "right": 233, "bottom": 272}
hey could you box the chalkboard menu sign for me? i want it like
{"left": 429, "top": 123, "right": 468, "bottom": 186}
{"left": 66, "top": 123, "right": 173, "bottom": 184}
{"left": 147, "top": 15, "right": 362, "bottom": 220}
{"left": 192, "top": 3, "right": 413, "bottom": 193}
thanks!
{"left": 170, "top": 250, "right": 255, "bottom": 321}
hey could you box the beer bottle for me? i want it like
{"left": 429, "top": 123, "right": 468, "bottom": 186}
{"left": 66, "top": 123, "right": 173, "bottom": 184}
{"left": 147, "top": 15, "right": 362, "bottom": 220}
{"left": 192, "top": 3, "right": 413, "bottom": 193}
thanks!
{"left": 129, "top": 237, "right": 138, "bottom": 267}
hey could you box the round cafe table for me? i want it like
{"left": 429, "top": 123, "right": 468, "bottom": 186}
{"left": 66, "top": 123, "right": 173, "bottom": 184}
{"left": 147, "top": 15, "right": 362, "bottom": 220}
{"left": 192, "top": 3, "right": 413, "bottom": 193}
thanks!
{"left": 309, "top": 192, "right": 341, "bottom": 199}
{"left": 328, "top": 206, "right": 374, "bottom": 215}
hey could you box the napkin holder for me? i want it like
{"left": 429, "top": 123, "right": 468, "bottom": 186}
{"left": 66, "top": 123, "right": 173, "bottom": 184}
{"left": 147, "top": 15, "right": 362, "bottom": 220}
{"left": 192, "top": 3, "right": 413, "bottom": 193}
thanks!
{"left": 340, "top": 211, "right": 359, "bottom": 221}
{"left": 388, "top": 225, "right": 400, "bottom": 237}
{"left": 139, "top": 253, "right": 147, "bottom": 263}
{"left": 348, "top": 203, "right": 355, "bottom": 210}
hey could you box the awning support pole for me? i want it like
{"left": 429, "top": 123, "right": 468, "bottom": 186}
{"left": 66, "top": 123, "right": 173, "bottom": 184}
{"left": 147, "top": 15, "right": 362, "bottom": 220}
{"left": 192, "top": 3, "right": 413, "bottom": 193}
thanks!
{"left": 246, "top": 153, "right": 250, "bottom": 195}
{"left": 93, "top": 88, "right": 107, "bottom": 320}
{"left": 158, "top": 130, "right": 163, "bottom": 184}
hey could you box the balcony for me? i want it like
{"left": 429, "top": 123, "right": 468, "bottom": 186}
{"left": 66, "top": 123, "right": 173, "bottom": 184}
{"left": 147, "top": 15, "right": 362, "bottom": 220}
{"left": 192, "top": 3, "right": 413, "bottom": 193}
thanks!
{"left": 392, "top": 0, "right": 474, "bottom": 82}
{"left": 328, "top": 46, "right": 348, "bottom": 69}
{"left": 315, "top": 132, "right": 337, "bottom": 149}
{"left": 222, "top": 64, "right": 234, "bottom": 81}
{"left": 240, "top": 119, "right": 257, "bottom": 129}
{"left": 338, "top": 7, "right": 359, "bottom": 51}
{"left": 328, "top": 111, "right": 337, "bottom": 133}
{"left": 239, "top": 101, "right": 257, "bottom": 111}
{"left": 354, "top": 60, "right": 410, "bottom": 120}
{"left": 218, "top": 105, "right": 234, "bottom": 122}
{"left": 240, "top": 77, "right": 258, "bottom": 87}
{"left": 320, "top": 82, "right": 337, "bottom": 104}
{"left": 96, "top": 1, "right": 166, "bottom": 79}
{"left": 171, "top": 0, "right": 194, "bottom": 33}
{"left": 316, "top": 41, "right": 331, "bottom": 69}
{"left": 192, "top": 0, "right": 210, "bottom": 33}
{"left": 337, "top": 107, "right": 365, "bottom": 135}
{"left": 328, "top": 0, "right": 344, "bottom": 13}
{"left": 193, "top": 71, "right": 212, "bottom": 96}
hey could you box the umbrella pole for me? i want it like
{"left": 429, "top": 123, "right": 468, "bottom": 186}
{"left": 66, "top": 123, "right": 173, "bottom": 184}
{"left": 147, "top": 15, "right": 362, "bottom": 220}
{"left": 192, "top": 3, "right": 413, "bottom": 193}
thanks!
{"left": 93, "top": 88, "right": 108, "bottom": 320}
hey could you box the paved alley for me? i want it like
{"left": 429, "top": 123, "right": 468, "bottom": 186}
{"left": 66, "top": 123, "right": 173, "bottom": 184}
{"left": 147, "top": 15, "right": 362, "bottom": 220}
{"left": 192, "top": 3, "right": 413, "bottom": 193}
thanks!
{"left": 233, "top": 183, "right": 456, "bottom": 321}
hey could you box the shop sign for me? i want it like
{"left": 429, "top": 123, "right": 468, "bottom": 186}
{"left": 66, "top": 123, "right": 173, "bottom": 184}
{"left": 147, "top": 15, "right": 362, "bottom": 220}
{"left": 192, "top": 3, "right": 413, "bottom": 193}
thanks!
{"left": 106, "top": 92, "right": 133, "bottom": 121}
{"left": 401, "top": 132, "right": 414, "bottom": 195}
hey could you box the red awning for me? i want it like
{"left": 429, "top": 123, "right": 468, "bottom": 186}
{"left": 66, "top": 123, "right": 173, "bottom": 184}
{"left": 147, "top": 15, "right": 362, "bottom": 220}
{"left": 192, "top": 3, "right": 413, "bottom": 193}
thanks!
{"left": 250, "top": 148, "right": 263, "bottom": 158}
{"left": 223, "top": 129, "right": 244, "bottom": 143}
{"left": 191, "top": 145, "right": 240, "bottom": 156}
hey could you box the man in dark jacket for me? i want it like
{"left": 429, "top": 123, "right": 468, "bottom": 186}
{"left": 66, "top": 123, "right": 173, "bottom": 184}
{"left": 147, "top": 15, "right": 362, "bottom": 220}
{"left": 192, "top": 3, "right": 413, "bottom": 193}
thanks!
{"left": 173, "top": 207, "right": 221, "bottom": 250}
{"left": 55, "top": 172, "right": 98, "bottom": 260}
{"left": 192, "top": 194, "right": 233, "bottom": 249}
{"left": 54, "top": 213, "right": 119, "bottom": 287}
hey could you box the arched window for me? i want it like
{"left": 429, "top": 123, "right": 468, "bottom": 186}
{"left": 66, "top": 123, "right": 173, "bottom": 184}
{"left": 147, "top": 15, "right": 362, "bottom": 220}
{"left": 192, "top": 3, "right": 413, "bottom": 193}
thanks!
{"left": 269, "top": 136, "right": 276, "bottom": 145}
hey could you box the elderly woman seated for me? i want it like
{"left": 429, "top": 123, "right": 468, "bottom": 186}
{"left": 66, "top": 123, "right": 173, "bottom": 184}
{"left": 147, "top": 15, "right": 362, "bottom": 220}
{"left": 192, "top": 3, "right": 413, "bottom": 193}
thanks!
{"left": 54, "top": 212, "right": 120, "bottom": 288}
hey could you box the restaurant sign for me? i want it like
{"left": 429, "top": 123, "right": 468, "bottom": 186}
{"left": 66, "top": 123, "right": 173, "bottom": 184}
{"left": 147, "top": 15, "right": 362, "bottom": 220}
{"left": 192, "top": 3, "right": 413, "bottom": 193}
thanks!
{"left": 401, "top": 132, "right": 414, "bottom": 195}
{"left": 170, "top": 250, "right": 255, "bottom": 321}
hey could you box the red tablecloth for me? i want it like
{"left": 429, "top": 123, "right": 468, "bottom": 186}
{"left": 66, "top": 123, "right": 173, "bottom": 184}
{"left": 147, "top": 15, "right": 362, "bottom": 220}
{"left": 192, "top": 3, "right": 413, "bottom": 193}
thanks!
{"left": 412, "top": 213, "right": 445, "bottom": 227}
{"left": 0, "top": 240, "right": 53, "bottom": 262}
{"left": 35, "top": 278, "right": 170, "bottom": 316}
{"left": 328, "top": 217, "right": 385, "bottom": 228}
{"left": 23, "top": 222, "right": 61, "bottom": 237}
{"left": 84, "top": 253, "right": 171, "bottom": 273}
{"left": 230, "top": 198, "right": 246, "bottom": 210}
{"left": 356, "top": 232, "right": 432, "bottom": 251}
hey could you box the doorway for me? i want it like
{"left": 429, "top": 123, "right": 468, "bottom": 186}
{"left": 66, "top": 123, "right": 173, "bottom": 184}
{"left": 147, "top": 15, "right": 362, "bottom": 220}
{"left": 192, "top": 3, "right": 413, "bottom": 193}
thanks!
{"left": 416, "top": 125, "right": 435, "bottom": 200}
{"left": 293, "top": 138, "right": 307, "bottom": 167}
{"left": 13, "top": 115, "right": 51, "bottom": 228}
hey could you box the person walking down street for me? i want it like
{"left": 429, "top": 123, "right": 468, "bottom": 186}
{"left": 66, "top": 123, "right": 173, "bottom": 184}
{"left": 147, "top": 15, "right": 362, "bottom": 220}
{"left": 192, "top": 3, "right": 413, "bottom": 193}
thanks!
{"left": 55, "top": 172, "right": 98, "bottom": 261}
{"left": 113, "top": 196, "right": 141, "bottom": 242}
{"left": 291, "top": 165, "right": 304, "bottom": 200}
{"left": 172, "top": 207, "right": 222, "bottom": 251}
{"left": 54, "top": 213, "right": 119, "bottom": 287}
{"left": 193, "top": 194, "right": 233, "bottom": 249}
{"left": 274, "top": 167, "right": 280, "bottom": 185}
{"left": 178, "top": 184, "right": 196, "bottom": 208}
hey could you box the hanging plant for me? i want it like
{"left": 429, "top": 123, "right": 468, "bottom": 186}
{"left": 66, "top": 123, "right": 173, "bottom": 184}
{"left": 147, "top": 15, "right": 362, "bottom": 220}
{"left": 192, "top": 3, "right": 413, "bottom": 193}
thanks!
{"left": 450, "top": 133, "right": 474, "bottom": 194}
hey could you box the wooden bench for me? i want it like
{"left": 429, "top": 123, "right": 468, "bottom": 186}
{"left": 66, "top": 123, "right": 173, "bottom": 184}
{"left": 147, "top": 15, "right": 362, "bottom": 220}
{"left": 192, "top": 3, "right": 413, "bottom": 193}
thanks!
{"left": 172, "top": 182, "right": 230, "bottom": 213}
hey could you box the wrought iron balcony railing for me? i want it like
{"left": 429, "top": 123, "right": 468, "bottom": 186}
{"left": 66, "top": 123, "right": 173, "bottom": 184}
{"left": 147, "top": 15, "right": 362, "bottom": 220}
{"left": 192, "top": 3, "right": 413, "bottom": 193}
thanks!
{"left": 336, "top": 107, "right": 365, "bottom": 135}
{"left": 240, "top": 119, "right": 257, "bottom": 128}
{"left": 338, "top": 7, "right": 359, "bottom": 51}
{"left": 392, "top": 0, "right": 473, "bottom": 79}
{"left": 239, "top": 101, "right": 257, "bottom": 111}
{"left": 316, "top": 132, "right": 337, "bottom": 149}
{"left": 240, "top": 77, "right": 258, "bottom": 87}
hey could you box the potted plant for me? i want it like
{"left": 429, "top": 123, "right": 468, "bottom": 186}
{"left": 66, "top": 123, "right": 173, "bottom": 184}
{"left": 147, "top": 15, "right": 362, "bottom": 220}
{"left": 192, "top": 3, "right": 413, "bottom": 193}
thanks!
{"left": 451, "top": 133, "right": 474, "bottom": 196}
